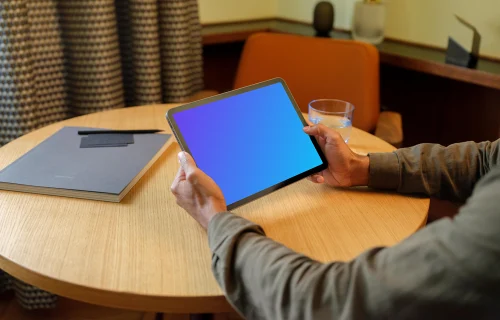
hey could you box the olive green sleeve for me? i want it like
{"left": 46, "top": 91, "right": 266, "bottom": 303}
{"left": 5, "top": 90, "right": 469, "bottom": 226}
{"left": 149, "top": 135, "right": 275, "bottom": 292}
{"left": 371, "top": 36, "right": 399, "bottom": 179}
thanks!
{"left": 368, "top": 140, "right": 499, "bottom": 201}
{"left": 209, "top": 168, "right": 500, "bottom": 319}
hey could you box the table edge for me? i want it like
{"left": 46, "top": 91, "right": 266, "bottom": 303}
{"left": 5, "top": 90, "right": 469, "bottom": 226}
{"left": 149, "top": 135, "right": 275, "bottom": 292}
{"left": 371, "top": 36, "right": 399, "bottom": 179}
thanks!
{"left": 0, "top": 104, "right": 429, "bottom": 311}
{"left": 0, "top": 253, "right": 231, "bottom": 313}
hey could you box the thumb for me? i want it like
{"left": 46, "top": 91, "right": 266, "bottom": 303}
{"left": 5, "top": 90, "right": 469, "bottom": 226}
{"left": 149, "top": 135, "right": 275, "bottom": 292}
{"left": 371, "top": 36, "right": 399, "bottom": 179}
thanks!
{"left": 303, "top": 124, "right": 341, "bottom": 143}
{"left": 303, "top": 123, "right": 328, "bottom": 138}
{"left": 178, "top": 151, "right": 197, "bottom": 176}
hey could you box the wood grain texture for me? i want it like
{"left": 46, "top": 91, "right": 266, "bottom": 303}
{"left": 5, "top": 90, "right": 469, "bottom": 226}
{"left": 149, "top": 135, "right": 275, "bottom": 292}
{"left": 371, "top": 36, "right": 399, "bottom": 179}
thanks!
{"left": 380, "top": 64, "right": 500, "bottom": 146}
{"left": 0, "top": 105, "right": 428, "bottom": 313}
{"left": 203, "top": 29, "right": 268, "bottom": 45}
{"left": 201, "top": 19, "right": 274, "bottom": 45}
{"left": 201, "top": 18, "right": 500, "bottom": 90}
{"left": 379, "top": 52, "right": 500, "bottom": 91}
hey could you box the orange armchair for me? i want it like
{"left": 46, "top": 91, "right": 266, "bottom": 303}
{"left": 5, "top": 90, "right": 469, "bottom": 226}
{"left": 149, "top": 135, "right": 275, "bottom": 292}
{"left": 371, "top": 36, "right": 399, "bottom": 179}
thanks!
{"left": 234, "top": 33, "right": 403, "bottom": 146}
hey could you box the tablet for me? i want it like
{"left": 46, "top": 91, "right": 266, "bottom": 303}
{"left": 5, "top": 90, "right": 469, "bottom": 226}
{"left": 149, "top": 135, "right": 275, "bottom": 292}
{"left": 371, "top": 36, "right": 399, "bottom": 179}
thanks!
{"left": 166, "top": 78, "right": 328, "bottom": 210}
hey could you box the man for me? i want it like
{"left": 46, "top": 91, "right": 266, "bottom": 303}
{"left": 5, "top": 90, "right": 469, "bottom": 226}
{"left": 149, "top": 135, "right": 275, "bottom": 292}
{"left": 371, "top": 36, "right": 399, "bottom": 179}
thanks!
{"left": 171, "top": 124, "right": 500, "bottom": 319}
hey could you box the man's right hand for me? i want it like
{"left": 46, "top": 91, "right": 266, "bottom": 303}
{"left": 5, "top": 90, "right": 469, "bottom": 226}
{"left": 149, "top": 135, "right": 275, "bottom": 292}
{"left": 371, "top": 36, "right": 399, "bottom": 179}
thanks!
{"left": 303, "top": 124, "right": 370, "bottom": 187}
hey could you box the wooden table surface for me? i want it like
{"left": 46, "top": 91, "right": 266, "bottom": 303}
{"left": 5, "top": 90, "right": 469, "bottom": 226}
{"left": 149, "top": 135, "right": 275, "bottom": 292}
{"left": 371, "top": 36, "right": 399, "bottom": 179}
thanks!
{"left": 0, "top": 104, "right": 429, "bottom": 313}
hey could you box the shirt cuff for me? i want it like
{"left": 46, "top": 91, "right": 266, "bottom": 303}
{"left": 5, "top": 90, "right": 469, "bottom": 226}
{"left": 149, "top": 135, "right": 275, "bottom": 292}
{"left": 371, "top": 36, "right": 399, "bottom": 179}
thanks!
{"left": 208, "top": 212, "right": 266, "bottom": 254}
{"left": 368, "top": 152, "right": 400, "bottom": 190}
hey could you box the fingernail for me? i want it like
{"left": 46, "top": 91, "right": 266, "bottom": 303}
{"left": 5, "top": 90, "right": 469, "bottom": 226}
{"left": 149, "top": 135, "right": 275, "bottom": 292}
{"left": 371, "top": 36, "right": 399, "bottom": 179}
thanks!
{"left": 303, "top": 126, "right": 310, "bottom": 131}
{"left": 178, "top": 152, "right": 186, "bottom": 166}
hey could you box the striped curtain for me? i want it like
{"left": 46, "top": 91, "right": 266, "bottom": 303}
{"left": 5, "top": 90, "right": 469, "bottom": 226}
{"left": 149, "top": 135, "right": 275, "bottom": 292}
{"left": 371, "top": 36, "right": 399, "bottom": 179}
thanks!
{"left": 0, "top": 0, "right": 203, "bottom": 309}
{"left": 0, "top": 0, "right": 203, "bottom": 146}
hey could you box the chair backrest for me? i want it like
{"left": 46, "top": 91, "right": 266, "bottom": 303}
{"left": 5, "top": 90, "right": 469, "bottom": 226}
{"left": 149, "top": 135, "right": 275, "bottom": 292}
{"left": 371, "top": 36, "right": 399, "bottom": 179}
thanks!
{"left": 234, "top": 33, "right": 380, "bottom": 132}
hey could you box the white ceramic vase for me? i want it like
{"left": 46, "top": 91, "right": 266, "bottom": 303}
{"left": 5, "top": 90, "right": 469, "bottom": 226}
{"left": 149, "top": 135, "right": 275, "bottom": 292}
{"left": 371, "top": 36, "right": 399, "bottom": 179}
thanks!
{"left": 352, "top": 1, "right": 386, "bottom": 45}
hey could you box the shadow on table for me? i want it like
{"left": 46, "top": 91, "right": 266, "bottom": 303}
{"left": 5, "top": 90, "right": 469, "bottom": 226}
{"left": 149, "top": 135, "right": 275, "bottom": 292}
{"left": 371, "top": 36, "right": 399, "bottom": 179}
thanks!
{"left": 121, "top": 144, "right": 174, "bottom": 204}
{"left": 338, "top": 186, "right": 428, "bottom": 198}
{"left": 426, "top": 198, "right": 461, "bottom": 224}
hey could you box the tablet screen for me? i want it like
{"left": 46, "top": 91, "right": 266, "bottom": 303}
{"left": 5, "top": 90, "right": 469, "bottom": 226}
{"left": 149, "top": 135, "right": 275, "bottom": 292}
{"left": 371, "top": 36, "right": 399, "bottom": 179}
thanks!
{"left": 170, "top": 80, "right": 326, "bottom": 209}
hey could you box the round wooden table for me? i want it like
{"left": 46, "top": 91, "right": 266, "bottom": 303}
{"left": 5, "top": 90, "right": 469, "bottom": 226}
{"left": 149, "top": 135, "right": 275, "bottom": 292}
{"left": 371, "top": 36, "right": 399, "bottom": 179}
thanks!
{"left": 0, "top": 104, "right": 428, "bottom": 313}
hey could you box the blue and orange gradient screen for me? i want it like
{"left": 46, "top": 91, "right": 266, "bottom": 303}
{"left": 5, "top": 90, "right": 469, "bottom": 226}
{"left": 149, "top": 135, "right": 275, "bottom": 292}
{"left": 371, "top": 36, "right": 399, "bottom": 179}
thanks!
{"left": 172, "top": 82, "right": 324, "bottom": 207}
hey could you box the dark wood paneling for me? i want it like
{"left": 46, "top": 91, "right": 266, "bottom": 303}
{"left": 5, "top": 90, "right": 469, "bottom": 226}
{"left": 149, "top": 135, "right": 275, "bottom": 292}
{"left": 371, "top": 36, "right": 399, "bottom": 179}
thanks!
{"left": 380, "top": 51, "right": 500, "bottom": 91}
{"left": 203, "top": 42, "right": 244, "bottom": 93}
{"left": 202, "top": 19, "right": 500, "bottom": 146}
{"left": 202, "top": 18, "right": 500, "bottom": 91}
{"left": 203, "top": 30, "right": 266, "bottom": 45}
{"left": 203, "top": 42, "right": 500, "bottom": 146}
{"left": 381, "top": 64, "right": 500, "bottom": 146}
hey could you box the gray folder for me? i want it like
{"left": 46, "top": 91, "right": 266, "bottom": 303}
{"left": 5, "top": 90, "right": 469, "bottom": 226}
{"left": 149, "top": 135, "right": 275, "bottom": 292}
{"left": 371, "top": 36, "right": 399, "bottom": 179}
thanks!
{"left": 0, "top": 127, "right": 172, "bottom": 202}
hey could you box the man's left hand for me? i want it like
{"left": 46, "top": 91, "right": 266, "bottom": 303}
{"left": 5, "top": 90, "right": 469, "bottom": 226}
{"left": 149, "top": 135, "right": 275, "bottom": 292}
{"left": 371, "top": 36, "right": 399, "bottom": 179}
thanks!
{"left": 170, "top": 152, "right": 227, "bottom": 230}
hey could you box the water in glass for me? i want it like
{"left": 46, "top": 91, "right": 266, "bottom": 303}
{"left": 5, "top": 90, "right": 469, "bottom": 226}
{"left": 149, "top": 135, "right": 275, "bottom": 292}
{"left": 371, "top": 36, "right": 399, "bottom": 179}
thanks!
{"left": 309, "top": 114, "right": 352, "bottom": 142}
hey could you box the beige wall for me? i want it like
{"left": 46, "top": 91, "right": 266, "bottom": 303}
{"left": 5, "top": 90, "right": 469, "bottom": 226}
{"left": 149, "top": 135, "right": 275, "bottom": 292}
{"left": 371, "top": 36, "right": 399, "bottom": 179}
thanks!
{"left": 198, "top": 0, "right": 277, "bottom": 24}
{"left": 277, "top": 0, "right": 500, "bottom": 59}
{"left": 384, "top": 0, "right": 500, "bottom": 59}
{"left": 200, "top": 0, "right": 500, "bottom": 59}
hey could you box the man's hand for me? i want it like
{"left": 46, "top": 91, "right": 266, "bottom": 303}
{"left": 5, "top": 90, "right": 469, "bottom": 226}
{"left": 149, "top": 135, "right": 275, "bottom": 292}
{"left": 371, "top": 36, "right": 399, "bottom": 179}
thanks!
{"left": 170, "top": 152, "right": 227, "bottom": 230}
{"left": 303, "top": 124, "right": 369, "bottom": 187}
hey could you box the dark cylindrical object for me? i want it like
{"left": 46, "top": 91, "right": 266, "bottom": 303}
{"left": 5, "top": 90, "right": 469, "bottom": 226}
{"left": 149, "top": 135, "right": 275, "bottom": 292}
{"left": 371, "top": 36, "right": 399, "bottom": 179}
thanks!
{"left": 313, "top": 1, "right": 335, "bottom": 37}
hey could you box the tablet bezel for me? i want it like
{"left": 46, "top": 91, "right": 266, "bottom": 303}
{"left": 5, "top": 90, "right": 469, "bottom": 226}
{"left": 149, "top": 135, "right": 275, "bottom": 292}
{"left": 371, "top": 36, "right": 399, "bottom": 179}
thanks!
{"left": 166, "top": 78, "right": 328, "bottom": 210}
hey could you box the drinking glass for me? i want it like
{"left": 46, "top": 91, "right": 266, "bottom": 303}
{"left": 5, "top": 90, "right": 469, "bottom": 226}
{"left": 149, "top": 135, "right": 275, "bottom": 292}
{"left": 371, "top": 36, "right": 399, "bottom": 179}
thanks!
{"left": 308, "top": 99, "right": 355, "bottom": 143}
